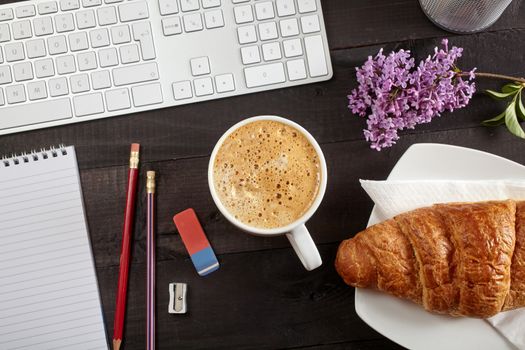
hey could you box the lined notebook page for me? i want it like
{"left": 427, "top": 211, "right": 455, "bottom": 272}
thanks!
{"left": 0, "top": 146, "right": 108, "bottom": 350}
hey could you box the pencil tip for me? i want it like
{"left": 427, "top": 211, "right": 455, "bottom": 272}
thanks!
{"left": 113, "top": 339, "right": 122, "bottom": 350}
{"left": 131, "top": 143, "right": 140, "bottom": 153}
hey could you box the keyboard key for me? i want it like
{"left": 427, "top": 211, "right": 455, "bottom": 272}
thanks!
{"left": 202, "top": 0, "right": 220, "bottom": 8}
{"left": 0, "top": 88, "right": 4, "bottom": 105}
{"left": 132, "top": 22, "right": 155, "bottom": 60}
{"left": 73, "top": 92, "right": 104, "bottom": 116}
{"left": 38, "top": 2, "right": 59, "bottom": 15}
{"left": 240, "top": 45, "right": 260, "bottom": 64}
{"left": 105, "top": 0, "right": 123, "bottom": 4}
{"left": 48, "top": 35, "right": 67, "bottom": 54}
{"left": 35, "top": 58, "right": 55, "bottom": 78}
{"left": 119, "top": 44, "right": 140, "bottom": 64}
{"left": 237, "top": 25, "right": 256, "bottom": 44}
{"left": 98, "top": 47, "right": 118, "bottom": 67}
{"left": 0, "top": 23, "right": 10, "bottom": 42}
{"left": 91, "top": 70, "right": 111, "bottom": 89}
{"left": 76, "top": 9, "right": 96, "bottom": 29}
{"left": 12, "top": 20, "right": 32, "bottom": 40}
{"left": 286, "top": 58, "right": 306, "bottom": 80}
{"left": 6, "top": 84, "right": 26, "bottom": 104}
{"left": 190, "top": 56, "right": 210, "bottom": 76}
{"left": 0, "top": 66, "right": 12, "bottom": 84}
{"left": 183, "top": 13, "right": 202, "bottom": 32}
{"left": 280, "top": 18, "right": 299, "bottom": 37}
{"left": 34, "top": 17, "right": 54, "bottom": 36}
{"left": 255, "top": 2, "right": 274, "bottom": 20}
{"left": 60, "top": 0, "right": 80, "bottom": 11}
{"left": 172, "top": 80, "right": 192, "bottom": 100}
{"left": 131, "top": 82, "right": 162, "bottom": 106}
{"left": 215, "top": 73, "right": 235, "bottom": 93}
{"left": 82, "top": 0, "right": 102, "bottom": 7}
{"left": 0, "top": 9, "right": 14, "bottom": 22}
{"left": 0, "top": 98, "right": 72, "bottom": 130}
{"left": 49, "top": 76, "right": 69, "bottom": 95}
{"left": 111, "top": 24, "right": 131, "bottom": 44}
{"left": 262, "top": 42, "right": 281, "bottom": 61}
{"left": 276, "top": 0, "right": 295, "bottom": 17}
{"left": 159, "top": 0, "right": 178, "bottom": 15}
{"left": 304, "top": 35, "right": 328, "bottom": 77}
{"left": 244, "top": 62, "right": 285, "bottom": 88}
{"left": 204, "top": 10, "right": 224, "bottom": 29}
{"left": 112, "top": 62, "right": 159, "bottom": 86}
{"left": 258, "top": 21, "right": 277, "bottom": 41}
{"left": 56, "top": 54, "right": 76, "bottom": 74}
{"left": 234, "top": 5, "right": 253, "bottom": 24}
{"left": 180, "top": 0, "right": 199, "bottom": 12}
{"left": 106, "top": 87, "right": 130, "bottom": 110}
{"left": 69, "top": 32, "right": 88, "bottom": 51}
{"left": 300, "top": 14, "right": 320, "bottom": 33}
{"left": 90, "top": 28, "right": 110, "bottom": 47}
{"left": 5, "top": 42, "right": 25, "bottom": 62}
{"left": 27, "top": 80, "right": 48, "bottom": 100}
{"left": 16, "top": 5, "right": 36, "bottom": 18}
{"left": 78, "top": 51, "right": 97, "bottom": 70}
{"left": 0, "top": 48, "right": 3, "bottom": 63}
{"left": 283, "top": 38, "right": 302, "bottom": 57}
{"left": 70, "top": 73, "right": 90, "bottom": 93}
{"left": 297, "top": 0, "right": 316, "bottom": 13}
{"left": 55, "top": 13, "right": 75, "bottom": 32}
{"left": 97, "top": 6, "right": 117, "bottom": 25}
{"left": 162, "top": 16, "right": 182, "bottom": 36}
{"left": 194, "top": 77, "right": 213, "bottom": 96}
{"left": 26, "top": 39, "right": 46, "bottom": 58}
{"left": 118, "top": 1, "right": 148, "bottom": 22}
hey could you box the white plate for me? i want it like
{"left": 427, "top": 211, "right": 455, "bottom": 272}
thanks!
{"left": 356, "top": 143, "right": 525, "bottom": 350}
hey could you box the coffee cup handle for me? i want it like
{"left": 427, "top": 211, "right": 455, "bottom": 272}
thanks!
{"left": 286, "top": 224, "right": 322, "bottom": 271}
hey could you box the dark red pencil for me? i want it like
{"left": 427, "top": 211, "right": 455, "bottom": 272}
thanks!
{"left": 113, "top": 143, "right": 140, "bottom": 350}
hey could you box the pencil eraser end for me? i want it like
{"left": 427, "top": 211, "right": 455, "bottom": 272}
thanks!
{"left": 174, "top": 209, "right": 220, "bottom": 276}
{"left": 131, "top": 143, "right": 140, "bottom": 152}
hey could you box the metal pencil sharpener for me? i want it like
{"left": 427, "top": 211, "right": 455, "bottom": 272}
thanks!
{"left": 169, "top": 283, "right": 187, "bottom": 314}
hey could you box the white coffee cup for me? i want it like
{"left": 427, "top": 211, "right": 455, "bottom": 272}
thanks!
{"left": 208, "top": 116, "right": 327, "bottom": 271}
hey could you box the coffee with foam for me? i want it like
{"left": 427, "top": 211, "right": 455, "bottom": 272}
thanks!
{"left": 213, "top": 120, "right": 321, "bottom": 229}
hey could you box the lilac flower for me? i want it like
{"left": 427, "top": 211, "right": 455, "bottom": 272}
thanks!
{"left": 348, "top": 39, "right": 476, "bottom": 150}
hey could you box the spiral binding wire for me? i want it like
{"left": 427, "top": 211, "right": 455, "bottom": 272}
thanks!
{"left": 1, "top": 144, "right": 68, "bottom": 168}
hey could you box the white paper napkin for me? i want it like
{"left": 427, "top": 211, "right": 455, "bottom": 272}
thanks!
{"left": 360, "top": 179, "right": 525, "bottom": 350}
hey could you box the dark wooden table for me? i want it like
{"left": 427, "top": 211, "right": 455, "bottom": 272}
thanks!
{"left": 2, "top": 0, "right": 525, "bottom": 348}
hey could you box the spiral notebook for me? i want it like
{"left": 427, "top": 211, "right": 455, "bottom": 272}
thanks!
{"left": 0, "top": 146, "right": 108, "bottom": 350}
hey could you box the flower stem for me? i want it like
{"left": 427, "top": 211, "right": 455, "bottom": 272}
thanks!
{"left": 458, "top": 71, "right": 525, "bottom": 84}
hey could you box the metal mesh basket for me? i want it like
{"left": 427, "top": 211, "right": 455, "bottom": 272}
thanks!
{"left": 419, "top": 0, "right": 513, "bottom": 33}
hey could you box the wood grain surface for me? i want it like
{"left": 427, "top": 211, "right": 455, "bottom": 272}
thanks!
{"left": 2, "top": 0, "right": 525, "bottom": 349}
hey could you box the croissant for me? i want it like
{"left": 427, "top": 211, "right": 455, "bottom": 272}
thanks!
{"left": 335, "top": 200, "right": 525, "bottom": 318}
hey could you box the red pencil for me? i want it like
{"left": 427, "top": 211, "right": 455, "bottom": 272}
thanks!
{"left": 113, "top": 143, "right": 140, "bottom": 350}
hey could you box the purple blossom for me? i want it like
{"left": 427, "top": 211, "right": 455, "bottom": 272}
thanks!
{"left": 348, "top": 39, "right": 476, "bottom": 150}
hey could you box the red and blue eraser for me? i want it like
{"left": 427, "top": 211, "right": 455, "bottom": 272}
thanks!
{"left": 173, "top": 208, "right": 219, "bottom": 276}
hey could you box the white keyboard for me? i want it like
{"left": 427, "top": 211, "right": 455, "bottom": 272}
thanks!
{"left": 0, "top": 0, "right": 332, "bottom": 135}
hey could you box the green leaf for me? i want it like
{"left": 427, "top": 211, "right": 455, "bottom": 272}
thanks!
{"left": 517, "top": 91, "right": 525, "bottom": 121}
{"left": 482, "top": 111, "right": 506, "bottom": 127}
{"left": 485, "top": 89, "right": 518, "bottom": 100}
{"left": 502, "top": 83, "right": 522, "bottom": 93}
{"left": 505, "top": 99, "right": 525, "bottom": 139}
